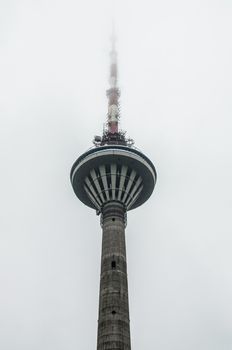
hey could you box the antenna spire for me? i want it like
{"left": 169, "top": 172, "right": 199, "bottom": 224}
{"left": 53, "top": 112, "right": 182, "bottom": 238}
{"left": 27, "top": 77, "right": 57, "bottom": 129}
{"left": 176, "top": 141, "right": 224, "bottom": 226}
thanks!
{"left": 106, "top": 23, "right": 120, "bottom": 134}
{"left": 93, "top": 25, "right": 134, "bottom": 147}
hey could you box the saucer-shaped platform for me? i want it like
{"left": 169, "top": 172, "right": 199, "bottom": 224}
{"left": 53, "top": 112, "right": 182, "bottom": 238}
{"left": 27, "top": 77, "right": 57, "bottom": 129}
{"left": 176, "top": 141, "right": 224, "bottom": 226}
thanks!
{"left": 71, "top": 145, "right": 156, "bottom": 211}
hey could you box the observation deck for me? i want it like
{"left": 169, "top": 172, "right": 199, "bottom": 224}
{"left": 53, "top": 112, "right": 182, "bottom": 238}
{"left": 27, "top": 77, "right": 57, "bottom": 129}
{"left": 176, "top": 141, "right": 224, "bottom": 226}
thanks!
{"left": 71, "top": 144, "right": 157, "bottom": 212}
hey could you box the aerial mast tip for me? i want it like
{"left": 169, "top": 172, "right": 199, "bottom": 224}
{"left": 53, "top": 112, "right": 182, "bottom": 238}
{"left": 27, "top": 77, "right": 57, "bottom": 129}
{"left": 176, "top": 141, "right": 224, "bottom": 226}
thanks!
{"left": 107, "top": 22, "right": 120, "bottom": 135}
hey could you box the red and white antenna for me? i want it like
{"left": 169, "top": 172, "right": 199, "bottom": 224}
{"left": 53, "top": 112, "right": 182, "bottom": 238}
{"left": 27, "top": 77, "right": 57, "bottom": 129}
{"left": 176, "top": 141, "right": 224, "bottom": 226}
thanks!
{"left": 106, "top": 22, "right": 120, "bottom": 134}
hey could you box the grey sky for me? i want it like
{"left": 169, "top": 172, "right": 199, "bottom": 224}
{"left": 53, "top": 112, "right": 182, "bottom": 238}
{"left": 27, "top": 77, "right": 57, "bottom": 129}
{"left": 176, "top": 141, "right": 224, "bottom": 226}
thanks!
{"left": 1, "top": 0, "right": 232, "bottom": 349}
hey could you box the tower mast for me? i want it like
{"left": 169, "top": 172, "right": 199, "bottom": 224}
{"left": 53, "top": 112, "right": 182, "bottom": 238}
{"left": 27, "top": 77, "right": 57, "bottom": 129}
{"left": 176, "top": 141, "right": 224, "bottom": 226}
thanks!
{"left": 71, "top": 29, "right": 157, "bottom": 350}
{"left": 107, "top": 25, "right": 120, "bottom": 134}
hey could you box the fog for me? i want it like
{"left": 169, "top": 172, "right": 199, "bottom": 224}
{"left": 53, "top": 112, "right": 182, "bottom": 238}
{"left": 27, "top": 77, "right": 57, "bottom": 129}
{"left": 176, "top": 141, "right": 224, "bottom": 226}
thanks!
{"left": 1, "top": 1, "right": 232, "bottom": 349}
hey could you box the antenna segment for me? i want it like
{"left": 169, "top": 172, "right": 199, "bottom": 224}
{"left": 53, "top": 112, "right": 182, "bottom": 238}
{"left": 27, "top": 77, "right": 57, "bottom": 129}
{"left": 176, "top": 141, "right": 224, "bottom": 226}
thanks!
{"left": 93, "top": 27, "right": 134, "bottom": 147}
{"left": 106, "top": 25, "right": 120, "bottom": 134}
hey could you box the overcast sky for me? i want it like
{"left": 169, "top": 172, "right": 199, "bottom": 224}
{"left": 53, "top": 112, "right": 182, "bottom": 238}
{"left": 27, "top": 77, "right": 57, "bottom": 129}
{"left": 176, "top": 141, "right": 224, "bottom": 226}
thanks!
{"left": 1, "top": 1, "right": 232, "bottom": 349}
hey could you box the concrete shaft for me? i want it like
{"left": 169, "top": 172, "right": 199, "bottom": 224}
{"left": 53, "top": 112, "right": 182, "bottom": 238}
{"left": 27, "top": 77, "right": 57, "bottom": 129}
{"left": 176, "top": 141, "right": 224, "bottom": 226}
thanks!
{"left": 97, "top": 201, "right": 131, "bottom": 350}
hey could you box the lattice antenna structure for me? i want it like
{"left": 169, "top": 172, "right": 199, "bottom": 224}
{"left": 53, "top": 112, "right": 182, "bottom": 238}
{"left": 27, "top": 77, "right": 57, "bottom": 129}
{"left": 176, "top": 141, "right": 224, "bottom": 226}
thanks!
{"left": 106, "top": 25, "right": 120, "bottom": 133}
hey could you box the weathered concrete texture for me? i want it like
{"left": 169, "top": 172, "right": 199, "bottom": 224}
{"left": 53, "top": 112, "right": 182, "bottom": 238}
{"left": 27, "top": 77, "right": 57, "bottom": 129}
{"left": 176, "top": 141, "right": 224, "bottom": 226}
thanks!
{"left": 97, "top": 201, "right": 131, "bottom": 350}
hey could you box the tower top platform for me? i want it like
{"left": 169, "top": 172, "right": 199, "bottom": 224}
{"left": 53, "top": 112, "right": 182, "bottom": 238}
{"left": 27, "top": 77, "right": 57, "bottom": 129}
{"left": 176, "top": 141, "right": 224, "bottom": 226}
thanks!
{"left": 71, "top": 144, "right": 156, "bottom": 212}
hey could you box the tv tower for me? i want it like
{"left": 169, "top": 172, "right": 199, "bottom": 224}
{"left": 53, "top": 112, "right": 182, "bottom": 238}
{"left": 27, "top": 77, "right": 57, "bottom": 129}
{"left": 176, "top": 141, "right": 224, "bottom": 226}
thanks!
{"left": 71, "top": 29, "right": 157, "bottom": 350}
